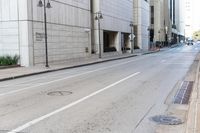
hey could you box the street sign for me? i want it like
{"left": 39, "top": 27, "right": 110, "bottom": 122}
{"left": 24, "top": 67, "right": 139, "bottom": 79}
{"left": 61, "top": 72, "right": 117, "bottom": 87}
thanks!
{"left": 129, "top": 34, "right": 135, "bottom": 41}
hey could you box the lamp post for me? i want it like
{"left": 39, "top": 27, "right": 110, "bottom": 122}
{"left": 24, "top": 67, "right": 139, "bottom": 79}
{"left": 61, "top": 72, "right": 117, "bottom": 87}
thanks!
{"left": 95, "top": 11, "right": 103, "bottom": 58}
{"left": 165, "top": 26, "right": 168, "bottom": 46}
{"left": 130, "top": 22, "right": 134, "bottom": 54}
{"left": 158, "top": 30, "right": 161, "bottom": 49}
{"left": 38, "top": 0, "right": 52, "bottom": 67}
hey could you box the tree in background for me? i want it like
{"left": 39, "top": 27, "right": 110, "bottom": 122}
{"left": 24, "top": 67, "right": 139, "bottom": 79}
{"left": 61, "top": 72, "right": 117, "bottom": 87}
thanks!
{"left": 193, "top": 30, "right": 200, "bottom": 40}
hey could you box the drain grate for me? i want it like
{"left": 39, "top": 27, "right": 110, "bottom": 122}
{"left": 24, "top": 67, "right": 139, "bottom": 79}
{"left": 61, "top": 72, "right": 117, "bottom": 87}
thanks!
{"left": 151, "top": 115, "right": 183, "bottom": 125}
{"left": 174, "top": 81, "right": 193, "bottom": 104}
{"left": 47, "top": 91, "right": 72, "bottom": 96}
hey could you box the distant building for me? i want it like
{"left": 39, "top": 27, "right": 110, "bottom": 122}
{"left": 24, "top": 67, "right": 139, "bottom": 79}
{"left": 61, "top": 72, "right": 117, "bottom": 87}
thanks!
{"left": 149, "top": 0, "right": 184, "bottom": 45}
{"left": 149, "top": 0, "right": 170, "bottom": 45}
{"left": 185, "top": 0, "right": 200, "bottom": 39}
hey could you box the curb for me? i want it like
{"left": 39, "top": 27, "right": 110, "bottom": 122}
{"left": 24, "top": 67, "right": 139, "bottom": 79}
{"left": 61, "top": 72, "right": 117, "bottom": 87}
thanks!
{"left": 185, "top": 53, "right": 200, "bottom": 133}
{"left": 0, "top": 50, "right": 160, "bottom": 82}
{"left": 0, "top": 65, "right": 20, "bottom": 69}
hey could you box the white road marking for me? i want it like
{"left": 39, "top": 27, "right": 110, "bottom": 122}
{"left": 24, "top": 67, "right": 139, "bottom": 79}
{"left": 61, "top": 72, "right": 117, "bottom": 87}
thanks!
{"left": 161, "top": 60, "right": 166, "bottom": 63}
{"left": 7, "top": 72, "right": 140, "bottom": 133}
{"left": 0, "top": 71, "right": 74, "bottom": 88}
{"left": 0, "top": 59, "right": 141, "bottom": 97}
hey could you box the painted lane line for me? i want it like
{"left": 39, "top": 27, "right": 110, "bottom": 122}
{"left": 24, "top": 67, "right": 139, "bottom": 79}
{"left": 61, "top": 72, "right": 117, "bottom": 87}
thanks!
{"left": 7, "top": 72, "right": 140, "bottom": 133}
{"left": 0, "top": 59, "right": 140, "bottom": 97}
{"left": 0, "top": 70, "right": 74, "bottom": 88}
{"left": 161, "top": 60, "right": 166, "bottom": 63}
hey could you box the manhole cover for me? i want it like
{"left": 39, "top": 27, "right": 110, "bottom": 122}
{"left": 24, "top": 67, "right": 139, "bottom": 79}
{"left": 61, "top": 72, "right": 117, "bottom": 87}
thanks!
{"left": 151, "top": 115, "right": 184, "bottom": 125}
{"left": 47, "top": 91, "right": 72, "bottom": 96}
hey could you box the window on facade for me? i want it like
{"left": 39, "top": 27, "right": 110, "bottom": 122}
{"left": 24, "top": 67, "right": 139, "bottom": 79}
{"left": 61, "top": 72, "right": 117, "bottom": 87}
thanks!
{"left": 151, "top": 6, "right": 154, "bottom": 24}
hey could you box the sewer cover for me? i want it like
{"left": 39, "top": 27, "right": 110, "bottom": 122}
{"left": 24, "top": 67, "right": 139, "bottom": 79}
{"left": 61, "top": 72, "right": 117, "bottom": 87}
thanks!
{"left": 151, "top": 115, "right": 184, "bottom": 125}
{"left": 47, "top": 91, "right": 72, "bottom": 96}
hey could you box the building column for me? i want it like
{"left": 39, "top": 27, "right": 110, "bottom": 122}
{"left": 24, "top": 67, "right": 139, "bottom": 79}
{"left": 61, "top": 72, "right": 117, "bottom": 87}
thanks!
{"left": 18, "top": 0, "right": 34, "bottom": 66}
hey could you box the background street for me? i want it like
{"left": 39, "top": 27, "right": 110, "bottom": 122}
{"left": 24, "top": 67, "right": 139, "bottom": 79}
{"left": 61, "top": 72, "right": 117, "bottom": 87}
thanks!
{"left": 0, "top": 44, "right": 200, "bottom": 133}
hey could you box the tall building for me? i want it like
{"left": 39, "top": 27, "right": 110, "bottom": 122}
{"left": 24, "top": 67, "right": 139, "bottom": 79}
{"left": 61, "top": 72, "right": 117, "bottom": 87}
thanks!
{"left": 0, "top": 0, "right": 135, "bottom": 67}
{"left": 149, "top": 0, "right": 183, "bottom": 45}
{"left": 179, "top": 0, "right": 186, "bottom": 40}
{"left": 149, "top": 0, "right": 170, "bottom": 45}
{"left": 185, "top": 0, "right": 200, "bottom": 38}
{"left": 92, "top": 0, "right": 133, "bottom": 55}
{"left": 192, "top": 0, "right": 200, "bottom": 33}
{"left": 0, "top": 0, "right": 91, "bottom": 66}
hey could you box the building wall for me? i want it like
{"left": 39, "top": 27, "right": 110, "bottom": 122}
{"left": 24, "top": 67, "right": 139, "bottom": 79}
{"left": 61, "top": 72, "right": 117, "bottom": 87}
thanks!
{"left": 31, "top": 0, "right": 91, "bottom": 65}
{"left": 0, "top": 0, "right": 33, "bottom": 66}
{"left": 133, "top": 0, "right": 150, "bottom": 50}
{"left": 150, "top": 0, "right": 172, "bottom": 44}
{"left": 179, "top": 0, "right": 185, "bottom": 37}
{"left": 0, "top": 0, "right": 153, "bottom": 66}
{"left": 0, "top": 0, "right": 19, "bottom": 56}
{"left": 0, "top": 0, "right": 91, "bottom": 66}
{"left": 185, "top": 0, "right": 193, "bottom": 37}
{"left": 92, "top": 0, "right": 133, "bottom": 54}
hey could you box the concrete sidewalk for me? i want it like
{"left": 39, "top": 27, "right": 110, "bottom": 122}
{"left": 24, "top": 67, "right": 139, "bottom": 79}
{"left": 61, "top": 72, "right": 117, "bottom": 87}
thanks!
{"left": 186, "top": 53, "right": 200, "bottom": 133}
{"left": 0, "top": 49, "right": 162, "bottom": 82}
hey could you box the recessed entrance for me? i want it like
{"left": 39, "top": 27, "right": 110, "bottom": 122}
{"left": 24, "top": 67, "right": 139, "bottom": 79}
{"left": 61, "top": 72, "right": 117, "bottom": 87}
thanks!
{"left": 103, "top": 31, "right": 118, "bottom": 52}
{"left": 121, "top": 33, "right": 131, "bottom": 53}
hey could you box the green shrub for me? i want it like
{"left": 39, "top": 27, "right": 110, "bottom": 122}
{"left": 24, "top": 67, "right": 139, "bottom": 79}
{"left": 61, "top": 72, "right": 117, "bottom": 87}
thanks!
{"left": 0, "top": 55, "right": 19, "bottom": 66}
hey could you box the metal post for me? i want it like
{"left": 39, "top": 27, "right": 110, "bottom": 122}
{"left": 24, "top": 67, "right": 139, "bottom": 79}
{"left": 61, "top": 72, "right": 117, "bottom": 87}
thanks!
{"left": 98, "top": 18, "right": 101, "bottom": 58}
{"left": 184, "top": 29, "right": 186, "bottom": 43}
{"left": 131, "top": 26, "right": 134, "bottom": 54}
{"left": 43, "top": 0, "right": 49, "bottom": 67}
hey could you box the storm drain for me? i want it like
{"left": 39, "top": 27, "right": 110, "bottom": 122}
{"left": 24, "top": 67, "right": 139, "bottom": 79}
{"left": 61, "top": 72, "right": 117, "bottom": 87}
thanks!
{"left": 174, "top": 81, "right": 194, "bottom": 104}
{"left": 47, "top": 91, "right": 72, "bottom": 96}
{"left": 151, "top": 115, "right": 183, "bottom": 125}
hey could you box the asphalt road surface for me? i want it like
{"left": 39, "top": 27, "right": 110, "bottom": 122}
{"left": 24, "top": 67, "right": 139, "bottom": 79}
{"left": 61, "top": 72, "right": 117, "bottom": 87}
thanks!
{"left": 0, "top": 44, "right": 200, "bottom": 133}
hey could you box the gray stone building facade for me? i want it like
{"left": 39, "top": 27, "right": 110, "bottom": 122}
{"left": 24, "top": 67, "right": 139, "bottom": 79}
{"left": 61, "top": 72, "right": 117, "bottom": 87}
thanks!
{"left": 0, "top": 0, "right": 91, "bottom": 66}
{"left": 0, "top": 0, "right": 152, "bottom": 67}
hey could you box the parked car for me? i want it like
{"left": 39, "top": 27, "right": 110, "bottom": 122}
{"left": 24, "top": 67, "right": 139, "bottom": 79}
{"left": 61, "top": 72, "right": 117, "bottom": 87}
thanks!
{"left": 187, "top": 39, "right": 193, "bottom": 45}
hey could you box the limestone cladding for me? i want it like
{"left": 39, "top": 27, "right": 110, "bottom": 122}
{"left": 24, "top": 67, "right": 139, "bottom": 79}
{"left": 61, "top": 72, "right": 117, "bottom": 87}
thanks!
{"left": 0, "top": 0, "right": 91, "bottom": 66}
{"left": 31, "top": 0, "right": 91, "bottom": 65}
{"left": 92, "top": 0, "right": 133, "bottom": 54}
{"left": 0, "top": 0, "right": 33, "bottom": 66}
{"left": 100, "top": 0, "right": 133, "bottom": 32}
{"left": 133, "top": 0, "right": 150, "bottom": 50}
{"left": 0, "top": 0, "right": 19, "bottom": 56}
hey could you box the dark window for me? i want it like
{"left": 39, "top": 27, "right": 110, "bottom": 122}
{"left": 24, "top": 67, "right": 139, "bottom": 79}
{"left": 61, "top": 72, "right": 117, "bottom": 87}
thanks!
{"left": 151, "top": 6, "right": 154, "bottom": 24}
{"left": 173, "top": 0, "right": 175, "bottom": 24}
{"left": 170, "top": 0, "right": 172, "bottom": 21}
